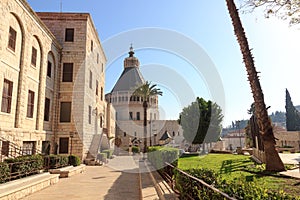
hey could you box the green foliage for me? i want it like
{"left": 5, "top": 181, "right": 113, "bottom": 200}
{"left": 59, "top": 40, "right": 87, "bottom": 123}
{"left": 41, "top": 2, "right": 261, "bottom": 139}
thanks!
{"left": 285, "top": 89, "right": 300, "bottom": 131}
{"left": 179, "top": 97, "right": 223, "bottom": 144}
{"left": 97, "top": 153, "right": 107, "bottom": 161}
{"left": 131, "top": 146, "right": 140, "bottom": 153}
{"left": 48, "top": 155, "right": 69, "bottom": 169}
{"left": 68, "top": 155, "right": 81, "bottom": 166}
{"left": 3, "top": 154, "right": 43, "bottom": 181}
{"left": 178, "top": 154, "right": 300, "bottom": 199}
{"left": 148, "top": 146, "right": 179, "bottom": 170}
{"left": 0, "top": 162, "right": 10, "bottom": 183}
{"left": 102, "top": 149, "right": 114, "bottom": 159}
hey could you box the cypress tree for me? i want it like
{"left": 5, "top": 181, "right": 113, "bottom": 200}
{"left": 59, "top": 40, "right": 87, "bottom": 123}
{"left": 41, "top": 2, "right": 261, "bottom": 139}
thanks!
{"left": 285, "top": 89, "right": 300, "bottom": 131}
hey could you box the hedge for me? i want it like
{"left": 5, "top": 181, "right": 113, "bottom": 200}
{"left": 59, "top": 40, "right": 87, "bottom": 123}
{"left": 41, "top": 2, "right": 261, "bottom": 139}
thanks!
{"left": 0, "top": 162, "right": 10, "bottom": 183}
{"left": 4, "top": 154, "right": 43, "bottom": 181}
{"left": 175, "top": 168, "right": 299, "bottom": 200}
{"left": 132, "top": 146, "right": 140, "bottom": 153}
{"left": 68, "top": 155, "right": 81, "bottom": 166}
{"left": 147, "top": 146, "right": 179, "bottom": 170}
{"left": 47, "top": 155, "right": 69, "bottom": 169}
{"left": 102, "top": 149, "right": 113, "bottom": 159}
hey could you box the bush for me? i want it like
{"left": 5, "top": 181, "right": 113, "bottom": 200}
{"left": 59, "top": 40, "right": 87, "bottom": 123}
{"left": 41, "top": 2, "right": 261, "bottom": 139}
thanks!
{"left": 0, "top": 162, "right": 10, "bottom": 183}
{"left": 175, "top": 168, "right": 299, "bottom": 200}
{"left": 132, "top": 146, "right": 140, "bottom": 153}
{"left": 102, "top": 149, "right": 113, "bottom": 159}
{"left": 47, "top": 155, "right": 69, "bottom": 169}
{"left": 4, "top": 154, "right": 43, "bottom": 180}
{"left": 148, "top": 146, "right": 179, "bottom": 170}
{"left": 68, "top": 155, "right": 81, "bottom": 166}
{"left": 97, "top": 153, "right": 107, "bottom": 162}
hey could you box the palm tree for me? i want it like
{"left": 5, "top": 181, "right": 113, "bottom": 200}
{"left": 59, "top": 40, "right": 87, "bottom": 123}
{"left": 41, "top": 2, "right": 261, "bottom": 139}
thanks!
{"left": 132, "top": 81, "right": 162, "bottom": 153}
{"left": 225, "top": 0, "right": 285, "bottom": 171}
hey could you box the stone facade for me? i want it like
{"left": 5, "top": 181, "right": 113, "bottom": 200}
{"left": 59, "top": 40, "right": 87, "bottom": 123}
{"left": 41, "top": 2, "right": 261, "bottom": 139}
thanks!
{"left": 0, "top": 0, "right": 115, "bottom": 161}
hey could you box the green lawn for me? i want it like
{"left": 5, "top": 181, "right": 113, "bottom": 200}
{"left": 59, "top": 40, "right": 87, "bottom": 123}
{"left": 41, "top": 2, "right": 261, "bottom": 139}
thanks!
{"left": 178, "top": 153, "right": 300, "bottom": 197}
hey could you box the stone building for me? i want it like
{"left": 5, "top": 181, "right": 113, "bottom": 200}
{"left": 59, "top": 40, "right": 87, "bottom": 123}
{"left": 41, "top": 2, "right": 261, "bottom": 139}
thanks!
{"left": 0, "top": 0, "right": 114, "bottom": 161}
{"left": 105, "top": 47, "right": 184, "bottom": 151}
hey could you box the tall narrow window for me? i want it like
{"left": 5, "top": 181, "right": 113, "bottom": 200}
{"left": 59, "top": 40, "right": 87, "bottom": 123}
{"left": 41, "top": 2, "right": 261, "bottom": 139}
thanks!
{"left": 59, "top": 137, "right": 69, "bottom": 154}
{"left": 136, "top": 112, "right": 140, "bottom": 120}
{"left": 91, "top": 40, "right": 93, "bottom": 51}
{"left": 31, "top": 47, "right": 37, "bottom": 67}
{"left": 47, "top": 61, "right": 52, "bottom": 78}
{"left": 8, "top": 27, "right": 17, "bottom": 51}
{"left": 62, "top": 63, "right": 73, "bottom": 82}
{"left": 88, "top": 105, "right": 92, "bottom": 124}
{"left": 65, "top": 28, "right": 74, "bottom": 42}
{"left": 1, "top": 79, "right": 13, "bottom": 113}
{"left": 97, "top": 53, "right": 99, "bottom": 64}
{"left": 27, "top": 90, "right": 35, "bottom": 118}
{"left": 100, "top": 116, "right": 103, "bottom": 128}
{"left": 89, "top": 70, "right": 92, "bottom": 89}
{"left": 129, "top": 112, "right": 133, "bottom": 120}
{"left": 101, "top": 87, "right": 103, "bottom": 101}
{"left": 60, "top": 102, "right": 71, "bottom": 122}
{"left": 44, "top": 98, "right": 50, "bottom": 121}
{"left": 96, "top": 80, "right": 99, "bottom": 96}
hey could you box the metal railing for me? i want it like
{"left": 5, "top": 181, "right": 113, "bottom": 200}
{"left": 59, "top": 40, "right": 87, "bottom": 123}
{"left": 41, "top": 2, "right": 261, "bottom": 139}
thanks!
{"left": 163, "top": 162, "right": 236, "bottom": 200}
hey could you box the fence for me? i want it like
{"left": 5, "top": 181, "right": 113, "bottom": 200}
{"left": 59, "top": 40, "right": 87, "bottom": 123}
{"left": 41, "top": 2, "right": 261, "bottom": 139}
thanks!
{"left": 163, "top": 162, "right": 236, "bottom": 200}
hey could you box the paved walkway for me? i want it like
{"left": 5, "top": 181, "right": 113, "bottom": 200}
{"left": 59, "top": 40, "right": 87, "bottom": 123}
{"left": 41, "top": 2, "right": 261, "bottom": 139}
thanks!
{"left": 279, "top": 153, "right": 300, "bottom": 179}
{"left": 22, "top": 156, "right": 141, "bottom": 200}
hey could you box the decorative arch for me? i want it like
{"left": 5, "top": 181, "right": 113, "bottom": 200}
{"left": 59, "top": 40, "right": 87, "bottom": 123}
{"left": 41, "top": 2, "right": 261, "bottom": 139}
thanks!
{"left": 9, "top": 12, "right": 26, "bottom": 128}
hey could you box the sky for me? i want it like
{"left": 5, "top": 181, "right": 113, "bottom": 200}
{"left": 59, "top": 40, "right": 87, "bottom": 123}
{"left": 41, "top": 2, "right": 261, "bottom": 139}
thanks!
{"left": 27, "top": 0, "right": 300, "bottom": 127}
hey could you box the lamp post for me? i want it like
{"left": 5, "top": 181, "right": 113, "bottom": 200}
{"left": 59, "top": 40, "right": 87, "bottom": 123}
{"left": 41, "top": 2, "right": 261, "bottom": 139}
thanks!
{"left": 70, "top": 131, "right": 74, "bottom": 155}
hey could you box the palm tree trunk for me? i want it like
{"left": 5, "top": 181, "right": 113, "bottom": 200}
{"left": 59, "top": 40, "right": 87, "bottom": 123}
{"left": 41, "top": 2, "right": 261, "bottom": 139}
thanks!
{"left": 143, "top": 101, "right": 148, "bottom": 153}
{"left": 225, "top": 0, "right": 285, "bottom": 171}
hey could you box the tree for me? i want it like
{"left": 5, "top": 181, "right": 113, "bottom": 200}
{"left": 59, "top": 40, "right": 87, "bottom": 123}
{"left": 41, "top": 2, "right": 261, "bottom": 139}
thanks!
{"left": 225, "top": 0, "right": 285, "bottom": 171}
{"left": 244, "top": 0, "right": 300, "bottom": 25}
{"left": 179, "top": 97, "right": 223, "bottom": 144}
{"left": 285, "top": 89, "right": 300, "bottom": 131}
{"left": 132, "top": 81, "right": 162, "bottom": 153}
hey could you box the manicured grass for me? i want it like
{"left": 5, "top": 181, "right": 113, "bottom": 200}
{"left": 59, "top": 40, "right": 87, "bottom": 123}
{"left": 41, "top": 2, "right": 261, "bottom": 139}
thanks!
{"left": 178, "top": 153, "right": 300, "bottom": 197}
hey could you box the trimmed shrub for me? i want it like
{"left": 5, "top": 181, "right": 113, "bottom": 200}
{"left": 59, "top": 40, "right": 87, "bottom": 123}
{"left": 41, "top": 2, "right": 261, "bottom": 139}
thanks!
{"left": 68, "top": 155, "right": 81, "bottom": 166}
{"left": 0, "top": 162, "right": 10, "bottom": 183}
{"left": 4, "top": 154, "right": 43, "bottom": 180}
{"left": 102, "top": 149, "right": 113, "bottom": 159}
{"left": 47, "top": 155, "right": 69, "bottom": 169}
{"left": 132, "top": 146, "right": 140, "bottom": 153}
{"left": 97, "top": 153, "right": 107, "bottom": 162}
{"left": 174, "top": 168, "right": 299, "bottom": 200}
{"left": 148, "top": 146, "right": 179, "bottom": 170}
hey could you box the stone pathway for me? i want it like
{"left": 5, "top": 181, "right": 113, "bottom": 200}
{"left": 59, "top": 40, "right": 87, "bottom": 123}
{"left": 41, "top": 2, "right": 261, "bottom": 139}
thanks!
{"left": 22, "top": 156, "right": 141, "bottom": 200}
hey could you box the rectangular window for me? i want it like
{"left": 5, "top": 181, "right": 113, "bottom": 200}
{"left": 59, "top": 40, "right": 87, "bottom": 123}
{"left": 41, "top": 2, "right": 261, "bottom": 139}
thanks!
{"left": 91, "top": 40, "right": 93, "bottom": 51}
{"left": 31, "top": 47, "right": 37, "bottom": 67}
{"left": 8, "top": 27, "right": 17, "bottom": 51}
{"left": 1, "top": 141, "right": 9, "bottom": 156}
{"left": 89, "top": 70, "right": 92, "bottom": 89}
{"left": 97, "top": 53, "right": 99, "bottom": 64}
{"left": 44, "top": 98, "right": 50, "bottom": 121}
{"left": 26, "top": 90, "right": 35, "bottom": 118}
{"left": 65, "top": 28, "right": 74, "bottom": 42}
{"left": 137, "top": 112, "right": 140, "bottom": 120}
{"left": 100, "top": 116, "right": 103, "bottom": 128}
{"left": 60, "top": 102, "right": 71, "bottom": 122}
{"left": 88, "top": 105, "right": 92, "bottom": 124}
{"left": 59, "top": 137, "right": 69, "bottom": 154}
{"left": 62, "top": 63, "right": 73, "bottom": 82}
{"left": 101, "top": 87, "right": 103, "bottom": 101}
{"left": 129, "top": 112, "right": 133, "bottom": 120}
{"left": 1, "top": 79, "right": 13, "bottom": 113}
{"left": 47, "top": 61, "right": 52, "bottom": 78}
{"left": 96, "top": 80, "right": 99, "bottom": 96}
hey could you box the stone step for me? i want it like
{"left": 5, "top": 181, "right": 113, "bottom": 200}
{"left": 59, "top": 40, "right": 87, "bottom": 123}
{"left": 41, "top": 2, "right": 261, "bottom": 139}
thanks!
{"left": 0, "top": 172, "right": 59, "bottom": 200}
